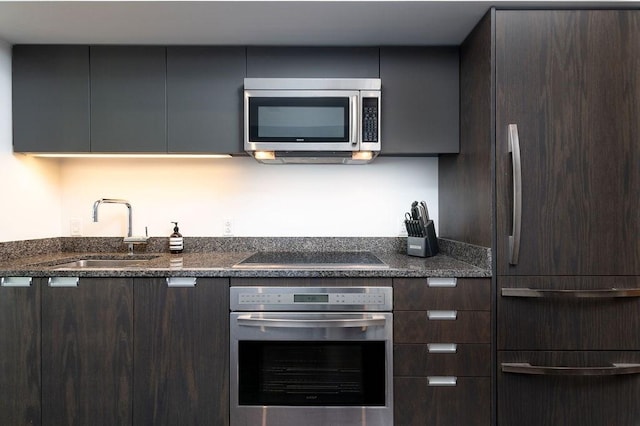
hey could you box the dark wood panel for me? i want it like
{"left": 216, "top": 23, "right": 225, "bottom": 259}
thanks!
{"left": 134, "top": 278, "right": 230, "bottom": 426}
{"left": 394, "top": 311, "right": 490, "bottom": 344}
{"left": 42, "top": 278, "right": 133, "bottom": 426}
{"left": 498, "top": 351, "right": 640, "bottom": 426}
{"left": 495, "top": 10, "right": 640, "bottom": 275}
{"left": 394, "top": 344, "right": 490, "bottom": 377}
{"left": 0, "top": 279, "right": 41, "bottom": 426}
{"left": 394, "top": 377, "right": 490, "bottom": 425}
{"left": 230, "top": 278, "right": 392, "bottom": 287}
{"left": 393, "top": 278, "right": 490, "bottom": 311}
{"left": 246, "top": 46, "right": 379, "bottom": 78}
{"left": 498, "top": 276, "right": 640, "bottom": 350}
{"left": 438, "top": 11, "right": 494, "bottom": 246}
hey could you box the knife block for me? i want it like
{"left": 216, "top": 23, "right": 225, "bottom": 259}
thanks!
{"left": 407, "top": 220, "right": 439, "bottom": 257}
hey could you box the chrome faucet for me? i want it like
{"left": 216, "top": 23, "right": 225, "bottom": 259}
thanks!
{"left": 93, "top": 198, "right": 147, "bottom": 253}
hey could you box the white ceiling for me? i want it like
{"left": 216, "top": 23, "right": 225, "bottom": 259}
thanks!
{"left": 0, "top": 1, "right": 636, "bottom": 46}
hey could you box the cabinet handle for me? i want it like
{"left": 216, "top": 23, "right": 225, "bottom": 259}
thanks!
{"left": 1, "top": 277, "right": 32, "bottom": 287}
{"left": 427, "top": 310, "right": 458, "bottom": 320}
{"left": 427, "top": 277, "right": 457, "bottom": 288}
{"left": 48, "top": 277, "right": 79, "bottom": 287}
{"left": 428, "top": 376, "right": 457, "bottom": 387}
{"left": 502, "top": 362, "right": 640, "bottom": 376}
{"left": 166, "top": 277, "right": 197, "bottom": 287}
{"left": 508, "top": 123, "right": 522, "bottom": 265}
{"left": 501, "top": 287, "right": 640, "bottom": 299}
{"left": 427, "top": 343, "right": 458, "bottom": 354}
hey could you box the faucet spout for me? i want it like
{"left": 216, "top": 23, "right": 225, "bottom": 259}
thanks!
{"left": 92, "top": 198, "right": 133, "bottom": 237}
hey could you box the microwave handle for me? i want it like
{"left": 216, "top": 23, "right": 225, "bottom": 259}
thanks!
{"left": 351, "top": 95, "right": 358, "bottom": 145}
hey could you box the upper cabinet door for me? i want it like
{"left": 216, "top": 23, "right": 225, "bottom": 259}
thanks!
{"left": 90, "top": 46, "right": 166, "bottom": 152}
{"left": 495, "top": 10, "right": 640, "bottom": 275}
{"left": 380, "top": 47, "right": 459, "bottom": 155}
{"left": 13, "top": 45, "right": 90, "bottom": 152}
{"left": 167, "top": 47, "right": 245, "bottom": 154}
{"left": 246, "top": 47, "right": 379, "bottom": 78}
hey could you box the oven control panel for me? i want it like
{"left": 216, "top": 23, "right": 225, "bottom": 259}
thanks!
{"left": 231, "top": 287, "right": 393, "bottom": 311}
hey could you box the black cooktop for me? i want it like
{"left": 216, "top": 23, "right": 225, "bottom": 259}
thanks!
{"left": 233, "top": 251, "right": 388, "bottom": 270}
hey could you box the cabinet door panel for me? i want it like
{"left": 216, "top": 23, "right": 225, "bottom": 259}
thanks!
{"left": 167, "top": 47, "right": 245, "bottom": 154}
{"left": 499, "top": 276, "right": 640, "bottom": 350}
{"left": 394, "top": 278, "right": 490, "bottom": 311}
{"left": 394, "top": 311, "right": 490, "bottom": 344}
{"left": 13, "top": 45, "right": 90, "bottom": 152}
{"left": 394, "top": 377, "right": 490, "bottom": 425}
{"left": 42, "top": 278, "right": 133, "bottom": 426}
{"left": 90, "top": 46, "right": 166, "bottom": 152}
{"left": 134, "top": 278, "right": 229, "bottom": 426}
{"left": 394, "top": 344, "right": 490, "bottom": 377}
{"left": 499, "top": 351, "right": 640, "bottom": 426}
{"left": 495, "top": 10, "right": 640, "bottom": 275}
{"left": 0, "top": 279, "right": 41, "bottom": 426}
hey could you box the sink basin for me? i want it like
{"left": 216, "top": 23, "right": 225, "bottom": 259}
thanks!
{"left": 50, "top": 255, "right": 158, "bottom": 270}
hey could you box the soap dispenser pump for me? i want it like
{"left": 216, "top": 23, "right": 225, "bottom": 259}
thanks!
{"left": 169, "top": 222, "right": 183, "bottom": 254}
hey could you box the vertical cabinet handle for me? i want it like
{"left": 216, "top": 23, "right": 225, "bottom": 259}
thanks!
{"left": 508, "top": 124, "right": 522, "bottom": 265}
{"left": 166, "top": 277, "right": 197, "bottom": 287}
{"left": 48, "top": 277, "right": 79, "bottom": 287}
{"left": 1, "top": 277, "right": 32, "bottom": 287}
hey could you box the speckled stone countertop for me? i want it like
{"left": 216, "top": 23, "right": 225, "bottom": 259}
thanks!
{"left": 0, "top": 237, "right": 491, "bottom": 278}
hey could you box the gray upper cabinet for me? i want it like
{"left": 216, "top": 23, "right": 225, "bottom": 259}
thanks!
{"left": 380, "top": 47, "right": 459, "bottom": 155}
{"left": 13, "top": 45, "right": 90, "bottom": 153}
{"left": 247, "top": 47, "right": 379, "bottom": 78}
{"left": 90, "top": 46, "right": 166, "bottom": 152}
{"left": 167, "top": 47, "right": 245, "bottom": 154}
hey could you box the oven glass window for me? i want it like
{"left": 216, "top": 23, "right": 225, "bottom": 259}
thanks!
{"left": 248, "top": 97, "right": 350, "bottom": 142}
{"left": 238, "top": 341, "right": 386, "bottom": 406}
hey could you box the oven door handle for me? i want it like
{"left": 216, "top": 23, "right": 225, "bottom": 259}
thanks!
{"left": 236, "top": 314, "right": 387, "bottom": 328}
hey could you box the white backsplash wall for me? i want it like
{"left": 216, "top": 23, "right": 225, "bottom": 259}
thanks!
{"left": 0, "top": 40, "right": 62, "bottom": 242}
{"left": 61, "top": 156, "right": 438, "bottom": 238}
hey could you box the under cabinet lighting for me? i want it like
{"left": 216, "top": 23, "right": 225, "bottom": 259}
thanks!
{"left": 24, "top": 153, "right": 233, "bottom": 159}
{"left": 351, "top": 151, "right": 374, "bottom": 161}
{"left": 253, "top": 151, "right": 276, "bottom": 161}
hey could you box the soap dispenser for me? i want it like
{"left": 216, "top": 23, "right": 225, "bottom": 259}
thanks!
{"left": 169, "top": 222, "right": 184, "bottom": 254}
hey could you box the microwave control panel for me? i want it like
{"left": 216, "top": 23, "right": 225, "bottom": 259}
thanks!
{"left": 362, "top": 97, "right": 379, "bottom": 143}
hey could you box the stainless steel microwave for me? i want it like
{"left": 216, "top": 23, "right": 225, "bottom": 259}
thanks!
{"left": 244, "top": 78, "right": 381, "bottom": 164}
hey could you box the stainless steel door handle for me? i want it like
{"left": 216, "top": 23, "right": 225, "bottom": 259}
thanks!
{"left": 351, "top": 95, "right": 359, "bottom": 145}
{"left": 237, "top": 314, "right": 387, "bottom": 328}
{"left": 427, "top": 310, "right": 458, "bottom": 320}
{"left": 1, "top": 277, "right": 32, "bottom": 287}
{"left": 508, "top": 124, "right": 522, "bottom": 265}
{"left": 502, "top": 362, "right": 640, "bottom": 376}
{"left": 502, "top": 287, "right": 640, "bottom": 298}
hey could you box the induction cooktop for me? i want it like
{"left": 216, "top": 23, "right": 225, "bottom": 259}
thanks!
{"left": 232, "top": 251, "right": 389, "bottom": 270}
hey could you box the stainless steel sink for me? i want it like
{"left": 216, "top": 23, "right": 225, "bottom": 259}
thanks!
{"left": 50, "top": 255, "right": 158, "bottom": 270}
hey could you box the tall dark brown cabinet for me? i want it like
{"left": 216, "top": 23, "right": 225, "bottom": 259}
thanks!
{"left": 440, "top": 9, "right": 640, "bottom": 425}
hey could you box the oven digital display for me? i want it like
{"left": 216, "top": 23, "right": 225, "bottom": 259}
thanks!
{"left": 294, "top": 294, "right": 329, "bottom": 303}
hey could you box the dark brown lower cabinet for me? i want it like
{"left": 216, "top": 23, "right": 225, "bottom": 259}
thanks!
{"left": 42, "top": 278, "right": 134, "bottom": 426}
{"left": 498, "top": 351, "right": 640, "bottom": 426}
{"left": 0, "top": 278, "right": 41, "bottom": 426}
{"left": 133, "top": 278, "right": 229, "bottom": 426}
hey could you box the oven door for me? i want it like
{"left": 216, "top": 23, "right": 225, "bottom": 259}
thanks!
{"left": 244, "top": 90, "right": 360, "bottom": 152}
{"left": 230, "top": 312, "right": 393, "bottom": 426}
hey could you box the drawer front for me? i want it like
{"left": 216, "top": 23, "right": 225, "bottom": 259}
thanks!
{"left": 394, "top": 377, "right": 490, "bottom": 426}
{"left": 499, "top": 276, "right": 640, "bottom": 350}
{"left": 394, "top": 278, "right": 490, "bottom": 311}
{"left": 499, "top": 351, "right": 640, "bottom": 426}
{"left": 395, "top": 311, "right": 490, "bottom": 344}
{"left": 394, "top": 344, "right": 490, "bottom": 377}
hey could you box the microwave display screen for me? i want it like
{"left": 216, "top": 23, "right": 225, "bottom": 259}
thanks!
{"left": 249, "top": 97, "right": 349, "bottom": 142}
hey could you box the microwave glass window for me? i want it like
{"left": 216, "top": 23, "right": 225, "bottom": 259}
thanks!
{"left": 249, "top": 97, "right": 350, "bottom": 142}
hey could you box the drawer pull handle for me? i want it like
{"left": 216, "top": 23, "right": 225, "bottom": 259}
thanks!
{"left": 427, "top": 278, "right": 457, "bottom": 288}
{"left": 502, "top": 288, "right": 640, "bottom": 299}
{"left": 1, "top": 277, "right": 32, "bottom": 287}
{"left": 508, "top": 123, "right": 522, "bottom": 265}
{"left": 427, "top": 310, "right": 457, "bottom": 320}
{"left": 48, "top": 277, "right": 79, "bottom": 287}
{"left": 428, "top": 343, "right": 458, "bottom": 353}
{"left": 502, "top": 362, "right": 640, "bottom": 376}
{"left": 428, "top": 376, "right": 457, "bottom": 387}
{"left": 166, "top": 277, "right": 197, "bottom": 287}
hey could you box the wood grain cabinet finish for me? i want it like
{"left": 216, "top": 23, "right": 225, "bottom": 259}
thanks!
{"left": 394, "top": 278, "right": 490, "bottom": 310}
{"left": 0, "top": 278, "right": 41, "bottom": 426}
{"left": 41, "top": 278, "right": 133, "bottom": 426}
{"left": 12, "top": 45, "right": 90, "bottom": 153}
{"left": 134, "top": 278, "right": 230, "bottom": 426}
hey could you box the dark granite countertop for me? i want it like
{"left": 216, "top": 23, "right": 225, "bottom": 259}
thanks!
{"left": 0, "top": 237, "right": 491, "bottom": 278}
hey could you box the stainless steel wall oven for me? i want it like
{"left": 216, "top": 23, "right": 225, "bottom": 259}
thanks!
{"left": 230, "top": 286, "right": 393, "bottom": 426}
